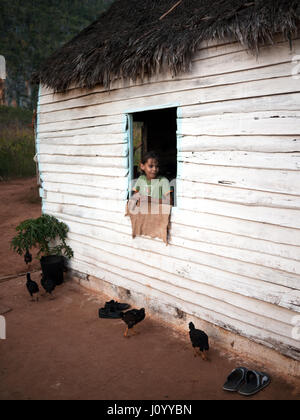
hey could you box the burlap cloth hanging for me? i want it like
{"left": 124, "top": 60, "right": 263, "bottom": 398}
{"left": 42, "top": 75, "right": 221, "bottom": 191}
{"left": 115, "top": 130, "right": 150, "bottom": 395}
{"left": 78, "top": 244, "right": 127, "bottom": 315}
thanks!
{"left": 125, "top": 194, "right": 172, "bottom": 245}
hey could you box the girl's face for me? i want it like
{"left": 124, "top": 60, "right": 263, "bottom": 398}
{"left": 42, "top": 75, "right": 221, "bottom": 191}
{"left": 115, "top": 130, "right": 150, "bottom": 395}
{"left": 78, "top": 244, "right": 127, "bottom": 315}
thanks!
{"left": 140, "top": 158, "right": 159, "bottom": 180}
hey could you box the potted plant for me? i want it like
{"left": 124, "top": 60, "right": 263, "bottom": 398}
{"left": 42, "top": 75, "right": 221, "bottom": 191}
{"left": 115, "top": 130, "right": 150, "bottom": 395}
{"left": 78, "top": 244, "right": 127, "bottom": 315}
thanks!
{"left": 11, "top": 214, "right": 74, "bottom": 285}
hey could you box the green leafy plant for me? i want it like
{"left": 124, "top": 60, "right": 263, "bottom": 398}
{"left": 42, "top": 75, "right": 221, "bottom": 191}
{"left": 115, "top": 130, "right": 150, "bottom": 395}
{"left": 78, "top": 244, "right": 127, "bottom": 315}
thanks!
{"left": 11, "top": 214, "right": 74, "bottom": 259}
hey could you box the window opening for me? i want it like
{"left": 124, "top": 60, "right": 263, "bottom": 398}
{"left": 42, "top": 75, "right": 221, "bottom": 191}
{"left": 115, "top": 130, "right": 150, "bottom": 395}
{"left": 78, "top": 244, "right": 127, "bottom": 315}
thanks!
{"left": 130, "top": 107, "right": 177, "bottom": 205}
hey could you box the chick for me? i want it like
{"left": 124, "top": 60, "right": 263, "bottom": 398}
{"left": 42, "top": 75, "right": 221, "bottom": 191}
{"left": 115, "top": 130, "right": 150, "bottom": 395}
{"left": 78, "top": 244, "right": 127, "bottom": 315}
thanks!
{"left": 26, "top": 272, "right": 39, "bottom": 301}
{"left": 41, "top": 274, "right": 56, "bottom": 299}
{"left": 24, "top": 249, "right": 32, "bottom": 265}
{"left": 189, "top": 322, "right": 209, "bottom": 361}
{"left": 120, "top": 308, "right": 145, "bottom": 337}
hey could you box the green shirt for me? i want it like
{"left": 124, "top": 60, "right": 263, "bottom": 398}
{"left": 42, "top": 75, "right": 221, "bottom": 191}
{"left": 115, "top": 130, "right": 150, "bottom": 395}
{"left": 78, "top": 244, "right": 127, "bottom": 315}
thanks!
{"left": 133, "top": 175, "right": 171, "bottom": 200}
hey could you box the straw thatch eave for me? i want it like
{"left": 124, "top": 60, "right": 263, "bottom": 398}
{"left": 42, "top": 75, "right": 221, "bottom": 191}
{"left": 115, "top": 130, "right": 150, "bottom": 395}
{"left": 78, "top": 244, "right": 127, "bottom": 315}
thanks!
{"left": 32, "top": 0, "right": 300, "bottom": 92}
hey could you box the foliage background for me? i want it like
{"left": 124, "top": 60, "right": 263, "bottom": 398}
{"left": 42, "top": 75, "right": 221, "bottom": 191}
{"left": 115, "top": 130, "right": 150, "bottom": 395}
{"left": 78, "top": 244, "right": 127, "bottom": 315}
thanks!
{"left": 0, "top": 105, "right": 35, "bottom": 179}
{"left": 0, "top": 0, "right": 114, "bottom": 109}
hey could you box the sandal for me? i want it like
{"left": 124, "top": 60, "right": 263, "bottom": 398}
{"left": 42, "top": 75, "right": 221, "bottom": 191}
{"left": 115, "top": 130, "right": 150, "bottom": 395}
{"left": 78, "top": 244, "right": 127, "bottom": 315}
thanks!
{"left": 238, "top": 370, "right": 270, "bottom": 396}
{"left": 98, "top": 307, "right": 123, "bottom": 319}
{"left": 104, "top": 300, "right": 130, "bottom": 311}
{"left": 223, "top": 367, "right": 248, "bottom": 392}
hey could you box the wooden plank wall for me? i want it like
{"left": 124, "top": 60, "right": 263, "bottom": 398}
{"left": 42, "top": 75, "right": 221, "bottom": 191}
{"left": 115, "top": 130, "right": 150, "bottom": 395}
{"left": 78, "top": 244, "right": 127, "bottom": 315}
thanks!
{"left": 37, "top": 37, "right": 300, "bottom": 360}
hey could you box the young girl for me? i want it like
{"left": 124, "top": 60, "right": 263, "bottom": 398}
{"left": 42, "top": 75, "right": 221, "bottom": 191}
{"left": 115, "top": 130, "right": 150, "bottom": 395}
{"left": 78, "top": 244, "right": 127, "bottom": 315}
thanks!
{"left": 132, "top": 151, "right": 172, "bottom": 205}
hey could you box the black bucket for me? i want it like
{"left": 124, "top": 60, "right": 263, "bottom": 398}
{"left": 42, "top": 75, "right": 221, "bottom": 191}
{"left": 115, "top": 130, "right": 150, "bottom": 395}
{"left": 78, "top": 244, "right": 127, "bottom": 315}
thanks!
{"left": 40, "top": 255, "right": 64, "bottom": 286}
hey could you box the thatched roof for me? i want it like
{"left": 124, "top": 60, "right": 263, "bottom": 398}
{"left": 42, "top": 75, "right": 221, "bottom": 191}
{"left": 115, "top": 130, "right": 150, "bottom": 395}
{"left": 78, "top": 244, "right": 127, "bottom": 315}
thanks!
{"left": 33, "top": 0, "right": 300, "bottom": 92}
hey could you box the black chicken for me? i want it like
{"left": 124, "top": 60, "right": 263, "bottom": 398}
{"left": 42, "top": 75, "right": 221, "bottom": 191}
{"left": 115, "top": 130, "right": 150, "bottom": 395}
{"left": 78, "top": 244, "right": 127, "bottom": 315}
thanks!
{"left": 24, "top": 249, "right": 32, "bottom": 265}
{"left": 120, "top": 308, "right": 145, "bottom": 337}
{"left": 26, "top": 272, "right": 39, "bottom": 301}
{"left": 41, "top": 274, "right": 56, "bottom": 298}
{"left": 189, "top": 322, "right": 209, "bottom": 361}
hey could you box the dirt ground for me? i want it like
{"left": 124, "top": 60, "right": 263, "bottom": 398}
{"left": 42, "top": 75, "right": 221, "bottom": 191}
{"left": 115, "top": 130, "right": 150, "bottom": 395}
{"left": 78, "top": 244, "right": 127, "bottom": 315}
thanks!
{"left": 0, "top": 178, "right": 299, "bottom": 401}
{"left": 0, "top": 177, "right": 41, "bottom": 278}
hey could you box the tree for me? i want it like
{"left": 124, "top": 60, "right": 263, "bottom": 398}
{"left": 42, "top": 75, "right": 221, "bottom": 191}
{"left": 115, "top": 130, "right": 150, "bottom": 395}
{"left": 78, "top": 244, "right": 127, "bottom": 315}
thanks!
{"left": 0, "top": 0, "right": 114, "bottom": 109}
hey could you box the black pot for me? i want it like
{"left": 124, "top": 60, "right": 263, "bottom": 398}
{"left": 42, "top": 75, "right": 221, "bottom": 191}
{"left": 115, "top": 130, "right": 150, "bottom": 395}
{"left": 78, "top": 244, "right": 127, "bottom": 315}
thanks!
{"left": 40, "top": 255, "right": 64, "bottom": 286}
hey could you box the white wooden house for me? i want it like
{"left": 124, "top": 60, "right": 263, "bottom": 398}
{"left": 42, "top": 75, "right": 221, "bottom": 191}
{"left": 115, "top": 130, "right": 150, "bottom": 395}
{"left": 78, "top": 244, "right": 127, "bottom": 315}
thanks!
{"left": 34, "top": 0, "right": 300, "bottom": 377}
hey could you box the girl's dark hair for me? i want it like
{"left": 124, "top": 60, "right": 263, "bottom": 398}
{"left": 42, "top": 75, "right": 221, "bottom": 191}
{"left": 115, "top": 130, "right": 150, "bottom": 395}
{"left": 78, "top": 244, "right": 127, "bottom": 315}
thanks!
{"left": 141, "top": 150, "right": 160, "bottom": 164}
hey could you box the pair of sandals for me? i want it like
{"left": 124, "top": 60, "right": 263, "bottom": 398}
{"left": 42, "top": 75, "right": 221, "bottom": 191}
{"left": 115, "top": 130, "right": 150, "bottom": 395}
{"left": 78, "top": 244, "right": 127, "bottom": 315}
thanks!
{"left": 99, "top": 300, "right": 130, "bottom": 319}
{"left": 223, "top": 367, "right": 271, "bottom": 396}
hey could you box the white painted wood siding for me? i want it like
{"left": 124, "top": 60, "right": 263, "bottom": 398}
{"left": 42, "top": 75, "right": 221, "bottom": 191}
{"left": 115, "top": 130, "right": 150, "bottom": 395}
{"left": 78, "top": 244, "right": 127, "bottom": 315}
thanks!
{"left": 37, "top": 36, "right": 300, "bottom": 360}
